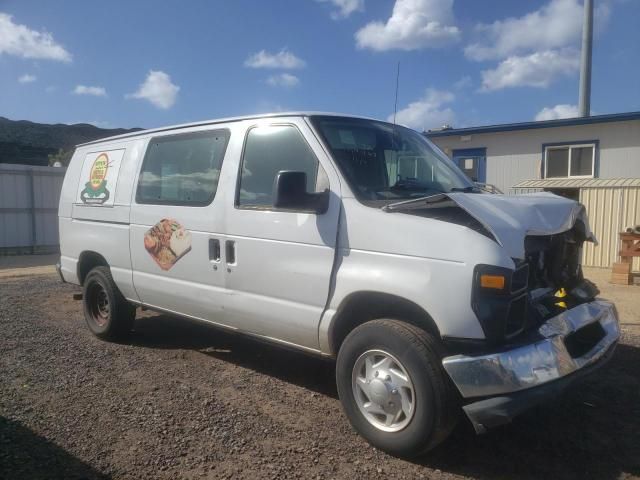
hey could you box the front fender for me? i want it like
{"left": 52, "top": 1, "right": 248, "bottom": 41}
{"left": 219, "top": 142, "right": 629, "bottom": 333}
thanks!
{"left": 318, "top": 247, "right": 486, "bottom": 354}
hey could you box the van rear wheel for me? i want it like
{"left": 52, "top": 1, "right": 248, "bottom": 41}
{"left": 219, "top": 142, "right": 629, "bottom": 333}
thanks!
{"left": 336, "top": 319, "right": 458, "bottom": 457}
{"left": 82, "top": 266, "right": 135, "bottom": 341}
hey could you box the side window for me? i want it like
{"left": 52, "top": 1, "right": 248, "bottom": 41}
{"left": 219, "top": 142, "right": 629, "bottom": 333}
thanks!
{"left": 136, "top": 130, "right": 230, "bottom": 205}
{"left": 238, "top": 125, "right": 327, "bottom": 208}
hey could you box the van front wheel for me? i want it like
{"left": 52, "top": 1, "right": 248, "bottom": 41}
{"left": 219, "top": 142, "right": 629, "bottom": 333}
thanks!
{"left": 82, "top": 266, "right": 135, "bottom": 341}
{"left": 336, "top": 319, "right": 458, "bottom": 457}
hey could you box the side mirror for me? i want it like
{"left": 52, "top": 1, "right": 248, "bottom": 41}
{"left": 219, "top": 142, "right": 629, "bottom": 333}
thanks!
{"left": 273, "top": 170, "right": 329, "bottom": 214}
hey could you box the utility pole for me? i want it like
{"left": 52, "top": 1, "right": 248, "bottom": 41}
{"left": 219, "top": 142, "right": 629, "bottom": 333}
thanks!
{"left": 579, "top": 0, "right": 594, "bottom": 117}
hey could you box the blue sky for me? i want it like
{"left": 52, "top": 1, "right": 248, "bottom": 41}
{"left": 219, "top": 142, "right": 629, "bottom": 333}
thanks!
{"left": 1, "top": 0, "right": 638, "bottom": 131}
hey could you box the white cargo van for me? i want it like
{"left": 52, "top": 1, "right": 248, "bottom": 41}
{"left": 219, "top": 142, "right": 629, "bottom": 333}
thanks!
{"left": 58, "top": 113, "right": 619, "bottom": 456}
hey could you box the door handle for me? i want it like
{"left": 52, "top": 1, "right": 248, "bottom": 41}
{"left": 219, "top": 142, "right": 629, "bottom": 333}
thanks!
{"left": 209, "top": 238, "right": 221, "bottom": 262}
{"left": 225, "top": 240, "right": 236, "bottom": 265}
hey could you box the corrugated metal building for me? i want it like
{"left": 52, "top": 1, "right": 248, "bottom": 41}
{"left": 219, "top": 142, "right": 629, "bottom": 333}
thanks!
{"left": 0, "top": 164, "right": 66, "bottom": 254}
{"left": 426, "top": 112, "right": 640, "bottom": 269}
{"left": 512, "top": 178, "right": 640, "bottom": 271}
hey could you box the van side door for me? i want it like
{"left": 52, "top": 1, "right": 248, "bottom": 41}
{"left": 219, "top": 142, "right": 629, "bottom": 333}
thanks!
{"left": 221, "top": 118, "right": 341, "bottom": 350}
{"left": 129, "top": 128, "right": 232, "bottom": 323}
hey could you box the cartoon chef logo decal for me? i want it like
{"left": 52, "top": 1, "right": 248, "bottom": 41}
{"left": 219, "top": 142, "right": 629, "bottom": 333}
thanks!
{"left": 80, "top": 153, "right": 111, "bottom": 204}
{"left": 144, "top": 219, "right": 192, "bottom": 271}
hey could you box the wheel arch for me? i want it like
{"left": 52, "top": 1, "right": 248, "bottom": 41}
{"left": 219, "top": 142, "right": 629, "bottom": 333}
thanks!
{"left": 328, "top": 291, "right": 441, "bottom": 356}
{"left": 77, "top": 251, "right": 109, "bottom": 285}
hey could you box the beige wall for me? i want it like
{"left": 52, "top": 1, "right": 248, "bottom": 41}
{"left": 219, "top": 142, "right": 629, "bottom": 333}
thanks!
{"left": 430, "top": 119, "right": 640, "bottom": 193}
{"left": 581, "top": 187, "right": 640, "bottom": 270}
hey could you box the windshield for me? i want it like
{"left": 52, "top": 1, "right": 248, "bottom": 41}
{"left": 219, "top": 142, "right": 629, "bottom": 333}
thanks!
{"left": 310, "top": 116, "right": 473, "bottom": 202}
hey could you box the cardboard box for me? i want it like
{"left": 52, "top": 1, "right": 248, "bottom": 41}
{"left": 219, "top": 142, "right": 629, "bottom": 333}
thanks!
{"left": 612, "top": 262, "right": 632, "bottom": 274}
{"left": 610, "top": 272, "right": 632, "bottom": 285}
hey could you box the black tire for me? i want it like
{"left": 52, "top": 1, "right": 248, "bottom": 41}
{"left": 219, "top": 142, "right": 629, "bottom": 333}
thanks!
{"left": 336, "top": 319, "right": 459, "bottom": 457}
{"left": 82, "top": 266, "right": 136, "bottom": 341}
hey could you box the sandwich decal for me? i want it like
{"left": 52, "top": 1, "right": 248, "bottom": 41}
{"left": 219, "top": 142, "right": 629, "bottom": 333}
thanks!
{"left": 77, "top": 149, "right": 124, "bottom": 206}
{"left": 144, "top": 218, "right": 192, "bottom": 270}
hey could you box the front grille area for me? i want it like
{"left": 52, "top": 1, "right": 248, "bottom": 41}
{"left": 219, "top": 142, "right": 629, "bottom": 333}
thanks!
{"left": 505, "top": 294, "right": 528, "bottom": 338}
{"left": 524, "top": 222, "right": 587, "bottom": 291}
{"left": 510, "top": 262, "right": 529, "bottom": 293}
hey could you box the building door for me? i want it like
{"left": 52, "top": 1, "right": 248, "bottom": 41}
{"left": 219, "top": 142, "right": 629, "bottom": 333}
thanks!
{"left": 452, "top": 148, "right": 486, "bottom": 183}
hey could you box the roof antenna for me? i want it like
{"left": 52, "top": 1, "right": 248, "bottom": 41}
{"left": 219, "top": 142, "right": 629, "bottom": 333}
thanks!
{"left": 393, "top": 61, "right": 400, "bottom": 125}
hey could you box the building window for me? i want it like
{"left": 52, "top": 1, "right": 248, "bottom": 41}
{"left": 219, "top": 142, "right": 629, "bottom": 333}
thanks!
{"left": 544, "top": 143, "right": 595, "bottom": 178}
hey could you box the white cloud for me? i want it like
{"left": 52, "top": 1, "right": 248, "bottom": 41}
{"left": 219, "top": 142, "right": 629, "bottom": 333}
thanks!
{"left": 266, "top": 73, "right": 300, "bottom": 88}
{"left": 244, "top": 49, "right": 305, "bottom": 69}
{"left": 355, "top": 0, "right": 460, "bottom": 51}
{"left": 18, "top": 73, "right": 36, "bottom": 83}
{"left": 0, "top": 13, "right": 71, "bottom": 62}
{"left": 389, "top": 88, "right": 455, "bottom": 131}
{"left": 480, "top": 49, "right": 580, "bottom": 91}
{"left": 465, "top": 0, "right": 612, "bottom": 93}
{"left": 317, "top": 0, "right": 365, "bottom": 19}
{"left": 535, "top": 104, "right": 579, "bottom": 121}
{"left": 126, "top": 70, "right": 179, "bottom": 109}
{"left": 453, "top": 75, "right": 472, "bottom": 90}
{"left": 73, "top": 85, "right": 107, "bottom": 97}
{"left": 465, "top": 0, "right": 583, "bottom": 61}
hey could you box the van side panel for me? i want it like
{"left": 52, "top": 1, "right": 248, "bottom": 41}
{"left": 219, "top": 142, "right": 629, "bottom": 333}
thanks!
{"left": 58, "top": 146, "right": 90, "bottom": 284}
{"left": 58, "top": 139, "right": 146, "bottom": 302}
{"left": 58, "top": 148, "right": 85, "bottom": 219}
{"left": 58, "top": 218, "right": 133, "bottom": 295}
{"left": 317, "top": 198, "right": 513, "bottom": 353}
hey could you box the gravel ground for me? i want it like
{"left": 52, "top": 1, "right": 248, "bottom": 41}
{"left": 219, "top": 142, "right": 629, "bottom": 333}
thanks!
{"left": 1, "top": 273, "right": 640, "bottom": 480}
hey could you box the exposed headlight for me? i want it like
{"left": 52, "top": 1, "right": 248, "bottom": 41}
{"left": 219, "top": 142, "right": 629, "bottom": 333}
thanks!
{"left": 472, "top": 263, "right": 529, "bottom": 343}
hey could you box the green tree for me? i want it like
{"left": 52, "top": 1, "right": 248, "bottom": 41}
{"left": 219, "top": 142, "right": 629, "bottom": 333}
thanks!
{"left": 48, "top": 148, "right": 73, "bottom": 167}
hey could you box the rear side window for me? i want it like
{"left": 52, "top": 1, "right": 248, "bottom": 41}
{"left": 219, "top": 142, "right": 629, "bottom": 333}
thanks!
{"left": 237, "top": 125, "right": 326, "bottom": 208}
{"left": 136, "top": 129, "right": 230, "bottom": 205}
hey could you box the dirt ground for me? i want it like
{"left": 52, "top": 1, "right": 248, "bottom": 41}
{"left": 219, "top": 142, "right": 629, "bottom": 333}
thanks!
{"left": 1, "top": 266, "right": 639, "bottom": 479}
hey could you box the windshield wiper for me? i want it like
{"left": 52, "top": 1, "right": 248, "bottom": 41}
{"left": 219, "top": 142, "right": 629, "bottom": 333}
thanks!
{"left": 382, "top": 192, "right": 449, "bottom": 212}
{"left": 449, "top": 186, "right": 479, "bottom": 193}
{"left": 389, "top": 178, "right": 440, "bottom": 191}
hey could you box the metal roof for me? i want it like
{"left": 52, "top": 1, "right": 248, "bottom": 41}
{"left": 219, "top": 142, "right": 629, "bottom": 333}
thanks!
{"left": 512, "top": 178, "right": 640, "bottom": 189}
{"left": 425, "top": 111, "right": 640, "bottom": 138}
{"left": 77, "top": 111, "right": 383, "bottom": 147}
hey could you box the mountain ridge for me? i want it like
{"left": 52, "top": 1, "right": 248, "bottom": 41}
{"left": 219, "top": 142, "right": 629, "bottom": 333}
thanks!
{"left": 0, "top": 116, "right": 142, "bottom": 166}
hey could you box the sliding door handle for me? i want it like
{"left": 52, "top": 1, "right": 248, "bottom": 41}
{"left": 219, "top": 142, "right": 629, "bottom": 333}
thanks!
{"left": 225, "top": 240, "right": 236, "bottom": 265}
{"left": 209, "top": 238, "right": 221, "bottom": 262}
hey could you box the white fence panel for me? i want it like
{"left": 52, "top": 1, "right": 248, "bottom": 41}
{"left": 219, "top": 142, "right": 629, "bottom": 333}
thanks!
{"left": 0, "top": 164, "right": 66, "bottom": 253}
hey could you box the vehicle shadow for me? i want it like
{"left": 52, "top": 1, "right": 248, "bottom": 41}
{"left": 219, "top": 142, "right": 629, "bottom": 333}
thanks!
{"left": 0, "top": 416, "right": 110, "bottom": 480}
{"left": 129, "top": 313, "right": 640, "bottom": 479}
{"left": 130, "top": 312, "right": 338, "bottom": 398}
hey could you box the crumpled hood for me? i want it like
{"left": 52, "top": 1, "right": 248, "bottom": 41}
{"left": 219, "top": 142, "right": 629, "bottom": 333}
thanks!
{"left": 447, "top": 192, "right": 596, "bottom": 259}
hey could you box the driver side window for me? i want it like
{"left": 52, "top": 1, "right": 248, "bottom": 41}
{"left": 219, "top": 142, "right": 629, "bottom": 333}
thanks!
{"left": 237, "top": 124, "right": 327, "bottom": 208}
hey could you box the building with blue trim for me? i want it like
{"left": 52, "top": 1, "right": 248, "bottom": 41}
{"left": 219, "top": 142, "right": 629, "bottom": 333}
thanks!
{"left": 425, "top": 111, "right": 640, "bottom": 195}
{"left": 425, "top": 112, "right": 640, "bottom": 270}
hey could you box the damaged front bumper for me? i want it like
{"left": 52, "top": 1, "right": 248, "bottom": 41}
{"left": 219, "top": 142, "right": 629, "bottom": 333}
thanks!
{"left": 442, "top": 300, "right": 620, "bottom": 433}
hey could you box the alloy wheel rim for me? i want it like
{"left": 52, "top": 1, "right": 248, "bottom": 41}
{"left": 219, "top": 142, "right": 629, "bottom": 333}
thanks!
{"left": 352, "top": 349, "right": 416, "bottom": 432}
